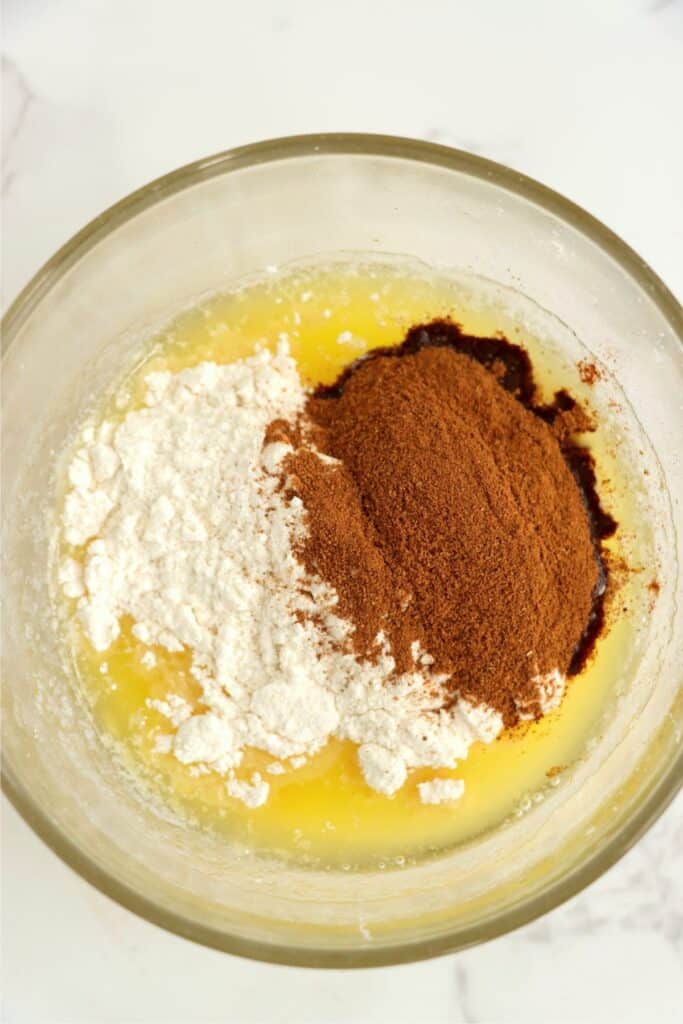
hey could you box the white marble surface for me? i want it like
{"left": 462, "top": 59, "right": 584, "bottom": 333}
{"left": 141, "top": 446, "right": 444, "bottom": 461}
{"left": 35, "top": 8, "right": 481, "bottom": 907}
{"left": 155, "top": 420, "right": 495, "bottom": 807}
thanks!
{"left": 2, "top": 1, "right": 682, "bottom": 1021}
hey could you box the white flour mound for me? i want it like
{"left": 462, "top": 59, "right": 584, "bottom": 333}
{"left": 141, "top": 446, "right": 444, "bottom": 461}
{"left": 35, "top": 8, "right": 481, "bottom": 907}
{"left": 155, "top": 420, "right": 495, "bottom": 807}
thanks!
{"left": 417, "top": 778, "right": 466, "bottom": 805}
{"left": 60, "top": 340, "right": 505, "bottom": 806}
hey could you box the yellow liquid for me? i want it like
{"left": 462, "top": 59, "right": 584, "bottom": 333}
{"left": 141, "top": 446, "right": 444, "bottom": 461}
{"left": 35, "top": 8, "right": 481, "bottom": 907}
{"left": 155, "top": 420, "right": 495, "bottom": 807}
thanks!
{"left": 64, "top": 259, "right": 634, "bottom": 869}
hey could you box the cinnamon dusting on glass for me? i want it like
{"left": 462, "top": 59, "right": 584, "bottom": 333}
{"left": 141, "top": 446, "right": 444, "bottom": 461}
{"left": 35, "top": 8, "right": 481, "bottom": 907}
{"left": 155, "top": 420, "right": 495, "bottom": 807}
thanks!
{"left": 578, "top": 359, "right": 603, "bottom": 386}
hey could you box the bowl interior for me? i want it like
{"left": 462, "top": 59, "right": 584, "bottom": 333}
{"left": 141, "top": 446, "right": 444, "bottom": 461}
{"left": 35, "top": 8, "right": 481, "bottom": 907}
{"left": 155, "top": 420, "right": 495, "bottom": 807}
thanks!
{"left": 2, "top": 137, "right": 682, "bottom": 965}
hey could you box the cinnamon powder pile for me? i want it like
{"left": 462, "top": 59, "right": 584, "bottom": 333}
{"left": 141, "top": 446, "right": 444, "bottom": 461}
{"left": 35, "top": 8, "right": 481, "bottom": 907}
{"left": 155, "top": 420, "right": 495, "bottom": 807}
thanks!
{"left": 273, "top": 321, "right": 614, "bottom": 726}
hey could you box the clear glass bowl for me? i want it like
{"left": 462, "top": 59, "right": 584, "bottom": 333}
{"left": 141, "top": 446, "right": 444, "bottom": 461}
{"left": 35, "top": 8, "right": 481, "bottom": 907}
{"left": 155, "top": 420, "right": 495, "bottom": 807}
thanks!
{"left": 2, "top": 134, "right": 682, "bottom": 966}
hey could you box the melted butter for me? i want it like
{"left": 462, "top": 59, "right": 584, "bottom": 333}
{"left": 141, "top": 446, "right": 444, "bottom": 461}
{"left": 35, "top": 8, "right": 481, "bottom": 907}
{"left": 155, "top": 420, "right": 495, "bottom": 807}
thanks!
{"left": 65, "top": 259, "right": 635, "bottom": 868}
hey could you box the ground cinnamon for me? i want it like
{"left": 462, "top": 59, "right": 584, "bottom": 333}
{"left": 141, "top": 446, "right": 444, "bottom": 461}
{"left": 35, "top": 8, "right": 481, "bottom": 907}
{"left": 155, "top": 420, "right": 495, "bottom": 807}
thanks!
{"left": 578, "top": 359, "right": 603, "bottom": 386}
{"left": 276, "top": 320, "right": 614, "bottom": 726}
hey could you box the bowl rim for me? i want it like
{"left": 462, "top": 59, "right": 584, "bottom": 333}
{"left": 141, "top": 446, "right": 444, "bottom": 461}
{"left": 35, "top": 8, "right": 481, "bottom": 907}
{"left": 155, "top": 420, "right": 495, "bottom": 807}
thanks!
{"left": 2, "top": 132, "right": 682, "bottom": 968}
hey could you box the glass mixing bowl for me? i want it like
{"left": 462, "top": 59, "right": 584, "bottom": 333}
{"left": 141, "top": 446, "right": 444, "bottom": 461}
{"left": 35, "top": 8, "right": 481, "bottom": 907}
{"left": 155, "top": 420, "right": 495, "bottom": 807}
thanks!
{"left": 2, "top": 134, "right": 682, "bottom": 966}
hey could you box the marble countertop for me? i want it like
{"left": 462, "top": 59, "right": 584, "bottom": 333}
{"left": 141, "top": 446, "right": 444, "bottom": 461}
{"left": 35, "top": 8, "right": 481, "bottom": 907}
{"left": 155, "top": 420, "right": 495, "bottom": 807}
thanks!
{"left": 2, "top": 1, "right": 682, "bottom": 1021}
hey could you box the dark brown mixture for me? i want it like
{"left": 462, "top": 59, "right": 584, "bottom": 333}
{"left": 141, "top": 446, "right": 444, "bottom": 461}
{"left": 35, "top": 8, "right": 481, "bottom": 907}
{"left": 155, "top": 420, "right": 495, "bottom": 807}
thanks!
{"left": 271, "top": 320, "right": 616, "bottom": 726}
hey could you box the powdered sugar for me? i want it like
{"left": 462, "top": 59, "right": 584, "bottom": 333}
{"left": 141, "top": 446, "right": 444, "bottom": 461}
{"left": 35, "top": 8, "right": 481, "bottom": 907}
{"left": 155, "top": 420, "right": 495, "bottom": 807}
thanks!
{"left": 60, "top": 341, "right": 515, "bottom": 805}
